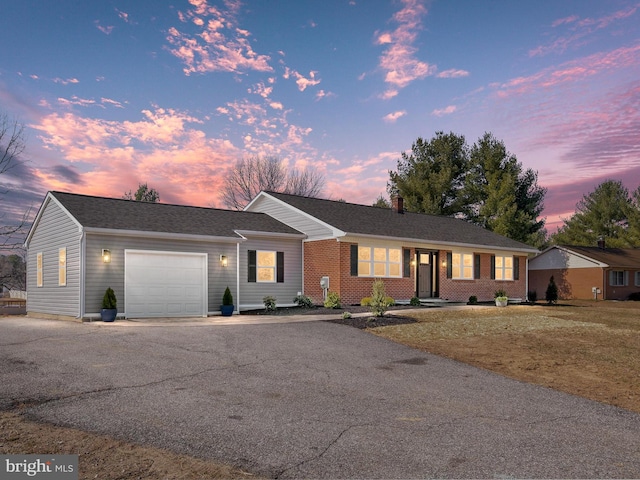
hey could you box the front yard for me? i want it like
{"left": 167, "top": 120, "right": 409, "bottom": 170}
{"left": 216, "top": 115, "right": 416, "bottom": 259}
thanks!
{"left": 372, "top": 300, "right": 640, "bottom": 413}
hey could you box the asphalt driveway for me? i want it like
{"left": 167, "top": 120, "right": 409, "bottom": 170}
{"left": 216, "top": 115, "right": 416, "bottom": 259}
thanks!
{"left": 2, "top": 316, "right": 640, "bottom": 478}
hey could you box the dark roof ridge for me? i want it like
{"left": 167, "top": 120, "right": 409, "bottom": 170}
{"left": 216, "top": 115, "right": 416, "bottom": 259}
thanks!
{"left": 263, "top": 190, "right": 455, "bottom": 220}
{"left": 51, "top": 190, "right": 271, "bottom": 217}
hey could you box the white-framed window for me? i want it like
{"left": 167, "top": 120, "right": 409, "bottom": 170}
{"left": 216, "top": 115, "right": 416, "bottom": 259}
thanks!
{"left": 635, "top": 271, "right": 640, "bottom": 287}
{"left": 257, "top": 251, "right": 276, "bottom": 282}
{"left": 452, "top": 252, "right": 474, "bottom": 280}
{"left": 610, "top": 270, "right": 628, "bottom": 286}
{"left": 37, "top": 252, "right": 43, "bottom": 287}
{"left": 494, "top": 255, "right": 513, "bottom": 280}
{"left": 358, "top": 246, "right": 402, "bottom": 278}
{"left": 59, "top": 247, "right": 67, "bottom": 286}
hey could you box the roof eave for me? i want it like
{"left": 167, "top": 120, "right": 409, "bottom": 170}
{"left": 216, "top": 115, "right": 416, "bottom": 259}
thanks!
{"left": 340, "top": 232, "right": 539, "bottom": 254}
{"left": 83, "top": 227, "right": 243, "bottom": 243}
{"left": 234, "top": 229, "right": 307, "bottom": 240}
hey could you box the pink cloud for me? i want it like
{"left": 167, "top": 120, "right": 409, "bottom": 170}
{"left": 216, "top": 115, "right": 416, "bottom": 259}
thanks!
{"left": 383, "top": 110, "right": 406, "bottom": 123}
{"left": 28, "top": 107, "right": 241, "bottom": 208}
{"left": 496, "top": 44, "right": 640, "bottom": 98}
{"left": 53, "top": 78, "right": 79, "bottom": 85}
{"left": 283, "top": 67, "right": 321, "bottom": 91}
{"left": 375, "top": 0, "right": 435, "bottom": 92}
{"left": 166, "top": 0, "right": 272, "bottom": 75}
{"left": 530, "top": 4, "right": 639, "bottom": 57}
{"left": 431, "top": 105, "right": 456, "bottom": 117}
{"left": 95, "top": 23, "right": 114, "bottom": 35}
{"left": 436, "top": 69, "right": 470, "bottom": 78}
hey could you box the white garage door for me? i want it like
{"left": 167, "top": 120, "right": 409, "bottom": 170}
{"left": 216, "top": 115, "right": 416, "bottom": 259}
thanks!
{"left": 125, "top": 250, "right": 208, "bottom": 318}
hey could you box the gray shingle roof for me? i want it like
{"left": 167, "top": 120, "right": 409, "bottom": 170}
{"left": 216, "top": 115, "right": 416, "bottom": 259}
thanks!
{"left": 51, "top": 191, "right": 303, "bottom": 238}
{"left": 561, "top": 245, "right": 640, "bottom": 268}
{"left": 265, "top": 191, "right": 537, "bottom": 252}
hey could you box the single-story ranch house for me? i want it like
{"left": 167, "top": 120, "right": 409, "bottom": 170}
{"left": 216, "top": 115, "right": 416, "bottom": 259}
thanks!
{"left": 246, "top": 192, "right": 538, "bottom": 306}
{"left": 26, "top": 190, "right": 538, "bottom": 321}
{"left": 529, "top": 243, "right": 640, "bottom": 300}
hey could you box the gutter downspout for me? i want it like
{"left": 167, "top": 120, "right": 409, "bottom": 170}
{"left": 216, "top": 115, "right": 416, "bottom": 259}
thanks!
{"left": 236, "top": 242, "right": 240, "bottom": 315}
{"left": 525, "top": 255, "right": 529, "bottom": 302}
{"left": 79, "top": 230, "right": 86, "bottom": 320}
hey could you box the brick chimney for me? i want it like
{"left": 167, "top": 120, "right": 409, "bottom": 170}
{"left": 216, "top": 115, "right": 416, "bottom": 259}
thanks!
{"left": 597, "top": 237, "right": 605, "bottom": 249}
{"left": 391, "top": 195, "right": 404, "bottom": 214}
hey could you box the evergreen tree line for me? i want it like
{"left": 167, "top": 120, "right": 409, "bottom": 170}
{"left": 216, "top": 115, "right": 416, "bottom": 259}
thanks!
{"left": 386, "top": 131, "right": 547, "bottom": 247}
{"left": 383, "top": 131, "right": 640, "bottom": 249}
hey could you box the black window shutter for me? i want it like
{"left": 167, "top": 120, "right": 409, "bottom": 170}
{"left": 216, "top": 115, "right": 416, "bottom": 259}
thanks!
{"left": 403, "top": 249, "right": 411, "bottom": 277}
{"left": 490, "top": 255, "right": 496, "bottom": 280}
{"left": 248, "top": 250, "right": 256, "bottom": 282}
{"left": 277, "top": 251, "right": 284, "bottom": 283}
{"left": 474, "top": 254, "right": 481, "bottom": 279}
{"left": 446, "top": 252, "right": 452, "bottom": 279}
{"left": 350, "top": 244, "right": 358, "bottom": 276}
{"left": 514, "top": 257, "right": 520, "bottom": 280}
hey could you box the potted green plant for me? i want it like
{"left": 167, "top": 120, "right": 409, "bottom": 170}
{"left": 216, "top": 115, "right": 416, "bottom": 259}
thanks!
{"left": 494, "top": 289, "right": 508, "bottom": 307}
{"left": 220, "top": 286, "right": 234, "bottom": 316}
{"left": 101, "top": 287, "right": 117, "bottom": 322}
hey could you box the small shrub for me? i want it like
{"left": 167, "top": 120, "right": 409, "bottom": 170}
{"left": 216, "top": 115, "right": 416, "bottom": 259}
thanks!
{"left": 222, "top": 286, "right": 233, "bottom": 306}
{"left": 528, "top": 290, "right": 538, "bottom": 303}
{"left": 263, "top": 295, "right": 277, "bottom": 311}
{"left": 324, "top": 291, "right": 341, "bottom": 309}
{"left": 494, "top": 289, "right": 507, "bottom": 299}
{"left": 342, "top": 311, "right": 352, "bottom": 319}
{"left": 409, "top": 296, "right": 421, "bottom": 306}
{"left": 102, "top": 287, "right": 117, "bottom": 309}
{"left": 293, "top": 294, "right": 313, "bottom": 308}
{"left": 468, "top": 295, "right": 478, "bottom": 305}
{"left": 370, "top": 279, "right": 389, "bottom": 317}
{"left": 360, "top": 297, "right": 372, "bottom": 306}
{"left": 628, "top": 292, "right": 640, "bottom": 301}
{"left": 545, "top": 275, "right": 558, "bottom": 304}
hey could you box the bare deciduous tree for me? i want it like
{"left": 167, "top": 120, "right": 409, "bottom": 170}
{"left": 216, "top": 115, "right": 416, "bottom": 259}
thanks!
{"left": 221, "top": 155, "right": 325, "bottom": 210}
{"left": 1, "top": 113, "right": 30, "bottom": 252}
{"left": 0, "top": 113, "right": 25, "bottom": 176}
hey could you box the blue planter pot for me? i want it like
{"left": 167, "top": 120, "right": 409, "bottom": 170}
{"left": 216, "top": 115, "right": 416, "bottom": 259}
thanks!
{"left": 101, "top": 308, "right": 117, "bottom": 322}
{"left": 220, "top": 305, "right": 234, "bottom": 316}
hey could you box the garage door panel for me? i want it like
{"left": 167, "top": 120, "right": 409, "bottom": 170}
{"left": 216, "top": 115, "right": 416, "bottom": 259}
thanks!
{"left": 125, "top": 251, "right": 207, "bottom": 318}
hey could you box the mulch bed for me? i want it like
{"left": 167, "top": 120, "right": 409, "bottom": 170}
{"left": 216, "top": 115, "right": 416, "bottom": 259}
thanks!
{"left": 241, "top": 304, "right": 420, "bottom": 329}
{"left": 326, "top": 315, "right": 418, "bottom": 329}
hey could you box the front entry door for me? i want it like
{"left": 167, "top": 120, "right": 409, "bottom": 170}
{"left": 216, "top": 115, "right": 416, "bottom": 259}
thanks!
{"left": 418, "top": 252, "right": 432, "bottom": 298}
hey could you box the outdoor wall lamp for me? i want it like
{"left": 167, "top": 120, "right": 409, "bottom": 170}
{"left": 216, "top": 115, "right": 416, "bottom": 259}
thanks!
{"left": 220, "top": 255, "right": 228, "bottom": 267}
{"left": 441, "top": 260, "right": 447, "bottom": 267}
{"left": 102, "top": 249, "right": 111, "bottom": 264}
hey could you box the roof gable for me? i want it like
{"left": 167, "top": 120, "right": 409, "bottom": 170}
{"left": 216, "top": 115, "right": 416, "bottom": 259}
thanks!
{"left": 41, "top": 191, "right": 302, "bottom": 239}
{"left": 560, "top": 245, "right": 640, "bottom": 268}
{"left": 261, "top": 191, "right": 538, "bottom": 253}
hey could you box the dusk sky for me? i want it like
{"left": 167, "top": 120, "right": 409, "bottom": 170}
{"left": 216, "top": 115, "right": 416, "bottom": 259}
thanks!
{"left": 1, "top": 0, "right": 639, "bottom": 238}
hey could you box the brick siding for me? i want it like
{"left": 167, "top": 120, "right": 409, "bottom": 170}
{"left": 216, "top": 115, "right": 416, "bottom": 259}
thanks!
{"left": 439, "top": 252, "right": 527, "bottom": 302}
{"left": 529, "top": 267, "right": 640, "bottom": 300}
{"left": 304, "top": 241, "right": 529, "bottom": 305}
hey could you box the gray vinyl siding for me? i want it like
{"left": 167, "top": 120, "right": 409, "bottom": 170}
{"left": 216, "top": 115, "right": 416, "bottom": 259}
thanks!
{"left": 84, "top": 234, "right": 238, "bottom": 316}
{"left": 26, "top": 200, "right": 81, "bottom": 317}
{"left": 248, "top": 195, "right": 333, "bottom": 240}
{"left": 239, "top": 237, "right": 303, "bottom": 309}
